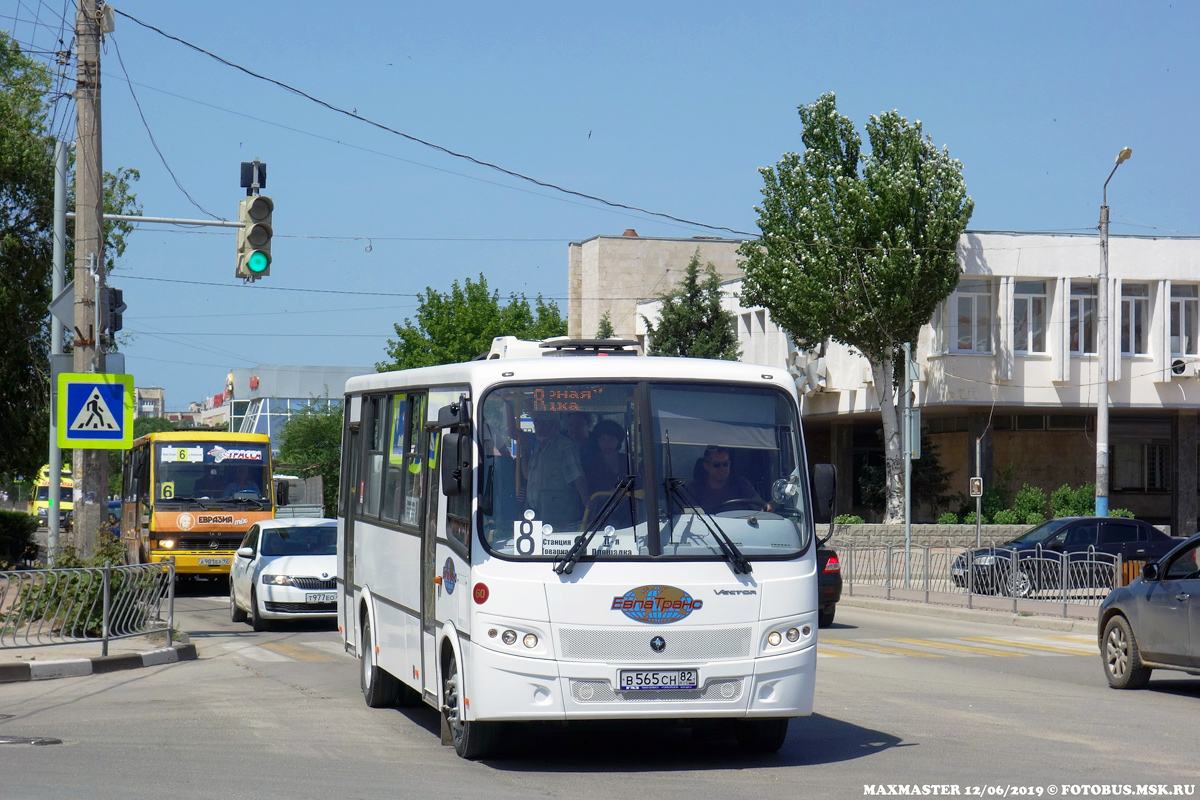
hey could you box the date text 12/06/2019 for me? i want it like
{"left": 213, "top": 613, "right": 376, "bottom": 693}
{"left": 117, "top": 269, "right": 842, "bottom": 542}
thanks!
{"left": 863, "top": 786, "right": 1195, "bottom": 797}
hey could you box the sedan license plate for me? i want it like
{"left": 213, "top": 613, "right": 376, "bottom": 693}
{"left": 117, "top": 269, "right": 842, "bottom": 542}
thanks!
{"left": 306, "top": 592, "right": 337, "bottom": 604}
{"left": 619, "top": 669, "right": 699, "bottom": 691}
{"left": 198, "top": 557, "right": 230, "bottom": 566}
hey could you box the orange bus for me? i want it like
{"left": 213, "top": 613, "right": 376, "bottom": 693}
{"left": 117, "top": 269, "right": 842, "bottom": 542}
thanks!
{"left": 121, "top": 431, "right": 275, "bottom": 578}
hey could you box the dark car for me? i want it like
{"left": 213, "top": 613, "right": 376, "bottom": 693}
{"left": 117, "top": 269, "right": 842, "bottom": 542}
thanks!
{"left": 817, "top": 540, "right": 842, "bottom": 628}
{"left": 951, "top": 517, "right": 1180, "bottom": 597}
{"left": 1098, "top": 531, "right": 1200, "bottom": 689}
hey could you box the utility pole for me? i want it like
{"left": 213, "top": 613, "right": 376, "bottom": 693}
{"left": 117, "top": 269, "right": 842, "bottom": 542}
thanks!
{"left": 72, "top": 0, "right": 107, "bottom": 556}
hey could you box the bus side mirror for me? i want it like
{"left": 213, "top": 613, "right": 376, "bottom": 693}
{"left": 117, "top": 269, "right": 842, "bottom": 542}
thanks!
{"left": 812, "top": 463, "right": 836, "bottom": 526}
{"left": 441, "top": 432, "right": 472, "bottom": 497}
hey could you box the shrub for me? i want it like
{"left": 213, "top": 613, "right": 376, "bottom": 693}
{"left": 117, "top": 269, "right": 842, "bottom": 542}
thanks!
{"left": 1050, "top": 483, "right": 1096, "bottom": 517}
{"left": 963, "top": 511, "right": 988, "bottom": 525}
{"left": 937, "top": 512, "right": 958, "bottom": 524}
{"left": 992, "top": 509, "right": 1020, "bottom": 525}
{"left": 834, "top": 514, "right": 865, "bottom": 525}
{"left": 1025, "top": 512, "right": 1046, "bottom": 525}
{"left": 1011, "top": 484, "right": 1047, "bottom": 521}
{"left": 0, "top": 510, "right": 38, "bottom": 568}
{"left": 1109, "top": 508, "right": 1135, "bottom": 518}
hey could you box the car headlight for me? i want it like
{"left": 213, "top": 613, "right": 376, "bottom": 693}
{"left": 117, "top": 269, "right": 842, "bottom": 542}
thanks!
{"left": 262, "top": 574, "right": 295, "bottom": 586}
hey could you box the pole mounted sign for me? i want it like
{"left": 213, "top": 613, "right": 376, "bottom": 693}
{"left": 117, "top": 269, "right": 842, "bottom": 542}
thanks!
{"left": 56, "top": 372, "right": 134, "bottom": 449}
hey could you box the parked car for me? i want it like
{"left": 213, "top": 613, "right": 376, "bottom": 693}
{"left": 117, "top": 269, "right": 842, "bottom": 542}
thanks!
{"left": 950, "top": 517, "right": 1179, "bottom": 597}
{"left": 1098, "top": 531, "right": 1200, "bottom": 689}
{"left": 817, "top": 539, "right": 842, "bottom": 628}
{"left": 229, "top": 518, "right": 338, "bottom": 632}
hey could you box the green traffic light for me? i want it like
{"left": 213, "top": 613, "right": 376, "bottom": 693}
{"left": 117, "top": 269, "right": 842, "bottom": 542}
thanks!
{"left": 247, "top": 250, "right": 270, "bottom": 273}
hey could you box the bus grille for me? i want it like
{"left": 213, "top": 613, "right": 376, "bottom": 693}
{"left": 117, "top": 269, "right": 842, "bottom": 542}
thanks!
{"left": 170, "top": 539, "right": 240, "bottom": 551}
{"left": 570, "top": 678, "right": 744, "bottom": 703}
{"left": 557, "top": 627, "right": 752, "bottom": 662}
{"left": 292, "top": 577, "right": 336, "bottom": 590}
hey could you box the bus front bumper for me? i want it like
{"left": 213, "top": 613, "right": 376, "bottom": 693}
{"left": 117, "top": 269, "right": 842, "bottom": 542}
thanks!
{"left": 464, "top": 641, "right": 815, "bottom": 722}
{"left": 150, "top": 551, "right": 236, "bottom": 575}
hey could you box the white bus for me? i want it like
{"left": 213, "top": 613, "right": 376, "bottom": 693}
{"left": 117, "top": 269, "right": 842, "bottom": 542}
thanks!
{"left": 338, "top": 339, "right": 835, "bottom": 759}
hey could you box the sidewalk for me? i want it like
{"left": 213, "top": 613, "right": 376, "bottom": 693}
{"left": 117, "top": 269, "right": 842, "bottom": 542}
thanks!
{"left": 0, "top": 632, "right": 197, "bottom": 683}
{"left": 839, "top": 584, "right": 1101, "bottom": 634}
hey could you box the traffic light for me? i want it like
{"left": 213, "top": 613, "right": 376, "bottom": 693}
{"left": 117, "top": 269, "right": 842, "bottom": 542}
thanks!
{"left": 103, "top": 286, "right": 126, "bottom": 335}
{"left": 236, "top": 195, "right": 273, "bottom": 280}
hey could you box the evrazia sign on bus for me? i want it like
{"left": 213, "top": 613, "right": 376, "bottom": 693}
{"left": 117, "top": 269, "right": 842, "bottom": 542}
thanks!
{"left": 611, "top": 585, "right": 702, "bottom": 624}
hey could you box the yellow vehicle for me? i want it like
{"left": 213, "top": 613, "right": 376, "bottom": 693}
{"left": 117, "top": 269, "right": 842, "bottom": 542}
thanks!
{"left": 121, "top": 431, "right": 275, "bottom": 577}
{"left": 27, "top": 465, "right": 73, "bottom": 530}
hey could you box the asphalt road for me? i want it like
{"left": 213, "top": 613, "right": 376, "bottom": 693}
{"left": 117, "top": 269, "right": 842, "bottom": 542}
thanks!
{"left": 2, "top": 586, "right": 1198, "bottom": 800}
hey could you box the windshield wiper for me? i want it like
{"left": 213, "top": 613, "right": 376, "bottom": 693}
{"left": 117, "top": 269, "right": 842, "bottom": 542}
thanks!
{"left": 663, "top": 478, "right": 753, "bottom": 575}
{"left": 554, "top": 475, "right": 637, "bottom": 575}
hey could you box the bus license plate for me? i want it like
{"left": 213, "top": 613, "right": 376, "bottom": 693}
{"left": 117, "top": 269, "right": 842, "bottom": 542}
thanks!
{"left": 198, "top": 558, "right": 230, "bottom": 566}
{"left": 306, "top": 592, "right": 337, "bottom": 604}
{"left": 619, "top": 669, "right": 699, "bottom": 691}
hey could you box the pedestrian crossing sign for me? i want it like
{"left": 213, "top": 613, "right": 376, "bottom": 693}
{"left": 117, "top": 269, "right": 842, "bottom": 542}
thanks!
{"left": 57, "top": 373, "right": 134, "bottom": 449}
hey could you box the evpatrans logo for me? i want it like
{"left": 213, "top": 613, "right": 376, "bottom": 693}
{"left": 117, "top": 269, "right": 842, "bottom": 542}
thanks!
{"left": 611, "top": 585, "right": 702, "bottom": 624}
{"left": 207, "top": 446, "right": 263, "bottom": 463}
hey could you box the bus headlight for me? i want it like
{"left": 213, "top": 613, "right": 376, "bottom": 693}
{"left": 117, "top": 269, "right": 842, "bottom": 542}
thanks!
{"left": 523, "top": 633, "right": 538, "bottom": 648}
{"left": 501, "top": 630, "right": 518, "bottom": 645}
{"left": 263, "top": 574, "right": 295, "bottom": 586}
{"left": 158, "top": 539, "right": 175, "bottom": 549}
{"left": 767, "top": 631, "right": 782, "bottom": 646}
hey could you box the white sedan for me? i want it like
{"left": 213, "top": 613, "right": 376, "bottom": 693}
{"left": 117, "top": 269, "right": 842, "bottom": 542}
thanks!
{"left": 230, "top": 518, "right": 338, "bottom": 631}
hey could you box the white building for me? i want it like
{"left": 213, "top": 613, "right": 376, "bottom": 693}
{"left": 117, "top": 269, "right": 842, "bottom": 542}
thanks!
{"left": 615, "top": 230, "right": 1200, "bottom": 531}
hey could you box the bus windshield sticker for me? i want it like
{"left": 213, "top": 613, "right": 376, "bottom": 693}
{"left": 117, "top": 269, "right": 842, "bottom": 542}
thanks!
{"left": 206, "top": 446, "right": 263, "bottom": 463}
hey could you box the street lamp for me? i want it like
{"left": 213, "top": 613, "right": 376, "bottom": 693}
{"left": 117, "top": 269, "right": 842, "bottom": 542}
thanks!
{"left": 1096, "top": 146, "right": 1132, "bottom": 517}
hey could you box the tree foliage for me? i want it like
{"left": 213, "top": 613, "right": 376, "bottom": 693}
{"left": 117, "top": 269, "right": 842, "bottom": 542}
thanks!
{"left": 277, "top": 401, "right": 344, "bottom": 517}
{"left": 739, "top": 93, "right": 973, "bottom": 522}
{"left": 596, "top": 310, "right": 615, "bottom": 339}
{"left": 378, "top": 273, "right": 566, "bottom": 371}
{"left": 0, "top": 33, "right": 141, "bottom": 484}
{"left": 642, "top": 250, "right": 740, "bottom": 360}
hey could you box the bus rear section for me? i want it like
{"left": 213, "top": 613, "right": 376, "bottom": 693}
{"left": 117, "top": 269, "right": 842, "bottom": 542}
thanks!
{"left": 339, "top": 354, "right": 834, "bottom": 759}
{"left": 122, "top": 432, "right": 275, "bottom": 576}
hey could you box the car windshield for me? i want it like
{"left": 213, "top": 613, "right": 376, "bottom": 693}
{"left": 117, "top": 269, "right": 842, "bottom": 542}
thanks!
{"left": 154, "top": 442, "right": 271, "bottom": 503}
{"left": 260, "top": 526, "right": 336, "bottom": 557}
{"left": 478, "top": 380, "right": 810, "bottom": 562}
{"left": 1008, "top": 518, "right": 1073, "bottom": 545}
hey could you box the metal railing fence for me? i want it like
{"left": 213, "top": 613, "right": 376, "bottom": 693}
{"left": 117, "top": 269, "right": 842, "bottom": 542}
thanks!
{"left": 843, "top": 543, "right": 1122, "bottom": 617}
{"left": 0, "top": 562, "right": 175, "bottom": 655}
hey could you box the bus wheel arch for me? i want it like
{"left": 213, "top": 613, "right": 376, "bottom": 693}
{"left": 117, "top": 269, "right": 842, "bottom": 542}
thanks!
{"left": 359, "top": 595, "right": 399, "bottom": 708}
{"left": 439, "top": 633, "right": 497, "bottom": 760}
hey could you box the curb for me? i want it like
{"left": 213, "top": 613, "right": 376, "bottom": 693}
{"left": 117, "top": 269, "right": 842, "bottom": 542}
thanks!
{"left": 0, "top": 642, "right": 198, "bottom": 684}
{"left": 838, "top": 594, "right": 1099, "bottom": 634}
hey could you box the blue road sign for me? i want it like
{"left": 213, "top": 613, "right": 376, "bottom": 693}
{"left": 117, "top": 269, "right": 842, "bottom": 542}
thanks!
{"left": 57, "top": 373, "right": 134, "bottom": 449}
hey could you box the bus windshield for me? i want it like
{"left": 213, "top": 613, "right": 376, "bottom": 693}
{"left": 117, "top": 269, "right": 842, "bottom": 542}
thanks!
{"left": 154, "top": 441, "right": 271, "bottom": 503}
{"left": 479, "top": 381, "right": 809, "bottom": 562}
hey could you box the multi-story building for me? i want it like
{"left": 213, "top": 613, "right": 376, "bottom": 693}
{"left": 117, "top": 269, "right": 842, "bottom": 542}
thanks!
{"left": 586, "top": 230, "right": 1200, "bottom": 531}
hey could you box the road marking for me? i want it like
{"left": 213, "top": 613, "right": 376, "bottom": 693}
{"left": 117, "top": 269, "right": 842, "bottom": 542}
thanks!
{"left": 889, "top": 638, "right": 1026, "bottom": 657}
{"left": 816, "top": 649, "right": 863, "bottom": 658}
{"left": 820, "top": 639, "right": 943, "bottom": 658}
{"left": 964, "top": 636, "right": 1090, "bottom": 655}
{"left": 261, "top": 642, "right": 337, "bottom": 662}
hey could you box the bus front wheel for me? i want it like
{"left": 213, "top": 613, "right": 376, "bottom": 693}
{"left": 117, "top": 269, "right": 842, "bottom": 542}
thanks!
{"left": 735, "top": 718, "right": 789, "bottom": 753}
{"left": 442, "top": 650, "right": 497, "bottom": 760}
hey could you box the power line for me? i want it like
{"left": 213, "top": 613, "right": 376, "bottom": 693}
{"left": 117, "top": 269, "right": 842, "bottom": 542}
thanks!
{"left": 111, "top": 7, "right": 756, "bottom": 238}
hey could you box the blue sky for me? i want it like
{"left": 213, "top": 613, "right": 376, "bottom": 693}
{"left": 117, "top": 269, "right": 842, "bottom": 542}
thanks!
{"left": 5, "top": 0, "right": 1198, "bottom": 409}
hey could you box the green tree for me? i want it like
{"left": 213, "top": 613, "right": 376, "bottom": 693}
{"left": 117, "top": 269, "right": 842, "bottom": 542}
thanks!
{"left": 277, "top": 401, "right": 344, "bottom": 517}
{"left": 642, "top": 250, "right": 740, "bottom": 360}
{"left": 378, "top": 273, "right": 565, "bottom": 371}
{"left": 739, "top": 93, "right": 973, "bottom": 523}
{"left": 596, "top": 310, "right": 615, "bottom": 339}
{"left": 0, "top": 33, "right": 140, "bottom": 484}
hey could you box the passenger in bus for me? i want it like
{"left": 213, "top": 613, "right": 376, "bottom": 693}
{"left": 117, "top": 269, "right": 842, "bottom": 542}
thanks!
{"left": 685, "top": 446, "right": 765, "bottom": 513}
{"left": 522, "top": 411, "right": 588, "bottom": 529}
{"left": 564, "top": 411, "right": 593, "bottom": 455}
{"left": 224, "top": 464, "right": 261, "bottom": 497}
{"left": 582, "top": 418, "right": 627, "bottom": 493}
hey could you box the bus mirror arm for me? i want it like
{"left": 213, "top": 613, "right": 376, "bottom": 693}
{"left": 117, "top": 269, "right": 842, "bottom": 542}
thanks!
{"left": 812, "top": 463, "right": 837, "bottom": 536}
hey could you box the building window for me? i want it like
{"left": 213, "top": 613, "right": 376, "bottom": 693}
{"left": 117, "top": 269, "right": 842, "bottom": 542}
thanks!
{"left": 1070, "top": 281, "right": 1097, "bottom": 355}
{"left": 952, "top": 281, "right": 991, "bottom": 354}
{"left": 1013, "top": 281, "right": 1047, "bottom": 354}
{"left": 1121, "top": 284, "right": 1149, "bottom": 356}
{"left": 1145, "top": 444, "right": 1171, "bottom": 490}
{"left": 1171, "top": 284, "right": 1199, "bottom": 357}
